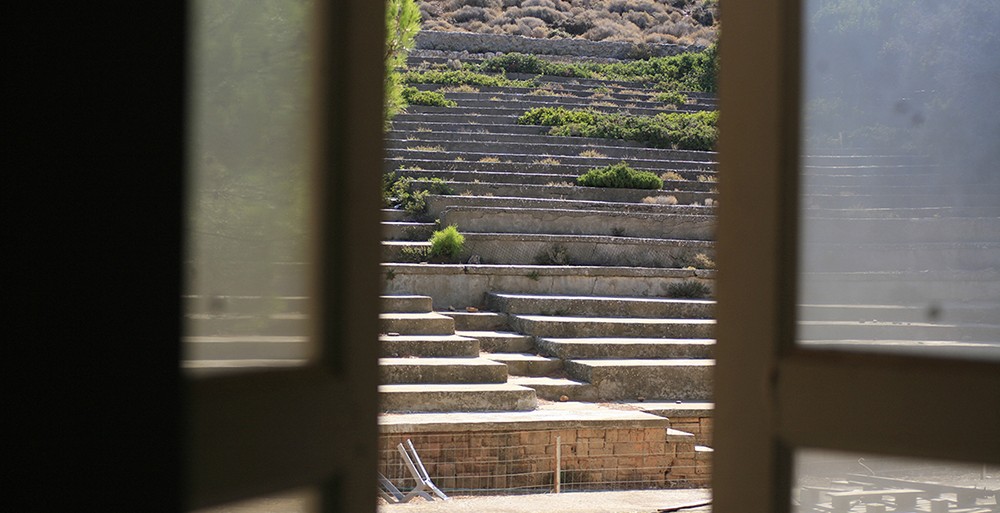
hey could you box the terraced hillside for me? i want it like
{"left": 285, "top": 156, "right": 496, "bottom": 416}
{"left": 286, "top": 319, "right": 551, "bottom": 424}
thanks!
{"left": 381, "top": 49, "right": 721, "bottom": 413}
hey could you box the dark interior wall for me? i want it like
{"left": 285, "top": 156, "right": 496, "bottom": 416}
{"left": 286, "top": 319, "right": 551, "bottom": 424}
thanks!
{"left": 8, "top": 4, "right": 185, "bottom": 511}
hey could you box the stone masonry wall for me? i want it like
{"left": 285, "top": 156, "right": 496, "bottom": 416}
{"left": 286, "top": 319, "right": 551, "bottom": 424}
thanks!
{"left": 669, "top": 416, "right": 713, "bottom": 447}
{"left": 415, "top": 30, "right": 704, "bottom": 60}
{"left": 379, "top": 427, "right": 710, "bottom": 493}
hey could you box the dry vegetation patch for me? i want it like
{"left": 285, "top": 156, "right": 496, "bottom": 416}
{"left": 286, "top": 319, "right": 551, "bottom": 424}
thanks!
{"left": 418, "top": 0, "right": 719, "bottom": 46}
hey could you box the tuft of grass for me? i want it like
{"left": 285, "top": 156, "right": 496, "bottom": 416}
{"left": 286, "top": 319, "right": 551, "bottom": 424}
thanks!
{"left": 697, "top": 174, "right": 718, "bottom": 183}
{"left": 438, "top": 84, "right": 479, "bottom": 93}
{"left": 578, "top": 149, "right": 607, "bottom": 158}
{"left": 428, "top": 225, "right": 465, "bottom": 261}
{"left": 534, "top": 157, "right": 562, "bottom": 165}
{"left": 408, "top": 145, "right": 444, "bottom": 152}
{"left": 693, "top": 253, "right": 716, "bottom": 269}
{"left": 546, "top": 181, "right": 575, "bottom": 187}
{"left": 660, "top": 171, "right": 684, "bottom": 181}
{"left": 401, "top": 87, "right": 456, "bottom": 107}
{"left": 667, "top": 280, "right": 711, "bottom": 299}
{"left": 578, "top": 162, "right": 663, "bottom": 190}
{"left": 643, "top": 195, "right": 678, "bottom": 205}
{"left": 479, "top": 156, "right": 501, "bottom": 163}
{"left": 535, "top": 244, "right": 571, "bottom": 265}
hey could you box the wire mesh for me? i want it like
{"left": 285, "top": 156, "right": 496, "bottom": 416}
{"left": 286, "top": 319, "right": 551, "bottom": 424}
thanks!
{"left": 378, "top": 428, "right": 711, "bottom": 496}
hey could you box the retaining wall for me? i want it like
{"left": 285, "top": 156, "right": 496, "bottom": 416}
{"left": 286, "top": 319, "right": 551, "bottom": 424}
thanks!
{"left": 415, "top": 30, "right": 703, "bottom": 60}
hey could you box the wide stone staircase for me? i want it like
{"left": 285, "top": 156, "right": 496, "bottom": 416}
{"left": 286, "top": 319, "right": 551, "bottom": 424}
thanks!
{"left": 798, "top": 152, "right": 1000, "bottom": 358}
{"left": 376, "top": 50, "right": 720, "bottom": 490}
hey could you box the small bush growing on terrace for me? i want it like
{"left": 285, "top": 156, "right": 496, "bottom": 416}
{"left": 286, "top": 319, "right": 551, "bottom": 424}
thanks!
{"left": 577, "top": 162, "right": 663, "bottom": 190}
{"left": 517, "top": 107, "right": 718, "bottom": 151}
{"left": 402, "top": 69, "right": 536, "bottom": 88}
{"left": 388, "top": 176, "right": 454, "bottom": 215}
{"left": 429, "top": 225, "right": 465, "bottom": 261}
{"left": 667, "top": 280, "right": 711, "bottom": 298}
{"left": 660, "top": 171, "right": 684, "bottom": 181}
{"left": 656, "top": 90, "right": 689, "bottom": 107}
{"left": 401, "top": 87, "right": 456, "bottom": 107}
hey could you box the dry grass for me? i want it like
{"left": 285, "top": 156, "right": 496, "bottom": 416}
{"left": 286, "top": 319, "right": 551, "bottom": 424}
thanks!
{"left": 696, "top": 174, "right": 717, "bottom": 183}
{"left": 546, "top": 181, "right": 575, "bottom": 187}
{"left": 438, "top": 84, "right": 479, "bottom": 93}
{"left": 578, "top": 149, "right": 607, "bottom": 158}
{"left": 408, "top": 145, "right": 444, "bottom": 152}
{"left": 479, "top": 156, "right": 501, "bottom": 163}
{"left": 534, "top": 157, "right": 562, "bottom": 165}
{"left": 642, "top": 195, "right": 678, "bottom": 205}
{"left": 660, "top": 171, "right": 683, "bottom": 181}
{"left": 418, "top": 0, "right": 718, "bottom": 46}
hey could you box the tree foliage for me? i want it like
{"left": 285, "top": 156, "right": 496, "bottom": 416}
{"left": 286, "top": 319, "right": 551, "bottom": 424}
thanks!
{"left": 385, "top": 0, "right": 422, "bottom": 126}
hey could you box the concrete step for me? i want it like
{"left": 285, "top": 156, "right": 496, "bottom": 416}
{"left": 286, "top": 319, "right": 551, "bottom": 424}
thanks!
{"left": 380, "top": 295, "right": 434, "bottom": 314}
{"left": 379, "top": 383, "right": 537, "bottom": 413}
{"left": 797, "top": 320, "right": 1000, "bottom": 342}
{"left": 511, "top": 315, "right": 716, "bottom": 339}
{"left": 392, "top": 112, "right": 518, "bottom": 125}
{"left": 390, "top": 119, "right": 545, "bottom": 135}
{"left": 412, "top": 180, "right": 715, "bottom": 206}
{"left": 383, "top": 232, "right": 715, "bottom": 268}
{"left": 804, "top": 193, "right": 1000, "bottom": 209}
{"left": 183, "top": 335, "right": 309, "bottom": 361}
{"left": 183, "top": 295, "right": 307, "bottom": 315}
{"left": 799, "top": 303, "right": 1000, "bottom": 324}
{"left": 185, "top": 313, "right": 308, "bottom": 336}
{"left": 798, "top": 339, "right": 1000, "bottom": 359}
{"left": 456, "top": 330, "right": 534, "bottom": 352}
{"left": 439, "top": 206, "right": 716, "bottom": 240}
{"left": 393, "top": 168, "right": 719, "bottom": 191}
{"left": 482, "top": 353, "right": 562, "bottom": 377}
{"left": 379, "top": 312, "right": 456, "bottom": 335}
{"left": 800, "top": 270, "right": 1000, "bottom": 303}
{"left": 183, "top": 359, "right": 306, "bottom": 376}
{"left": 382, "top": 263, "right": 715, "bottom": 310}
{"left": 507, "top": 376, "right": 596, "bottom": 402}
{"left": 801, "top": 217, "right": 1000, "bottom": 244}
{"left": 537, "top": 337, "right": 715, "bottom": 360}
{"left": 440, "top": 311, "right": 509, "bottom": 331}
{"left": 804, "top": 206, "right": 998, "bottom": 219}
{"left": 387, "top": 137, "right": 718, "bottom": 164}
{"left": 379, "top": 334, "right": 480, "bottom": 358}
{"left": 386, "top": 156, "right": 717, "bottom": 176}
{"left": 382, "top": 221, "right": 435, "bottom": 241}
{"left": 626, "top": 401, "right": 715, "bottom": 420}
{"left": 801, "top": 241, "right": 1000, "bottom": 272}
{"left": 382, "top": 208, "right": 408, "bottom": 221}
{"left": 386, "top": 149, "right": 716, "bottom": 170}
{"left": 565, "top": 359, "right": 715, "bottom": 401}
{"left": 434, "top": 95, "right": 711, "bottom": 114}
{"left": 423, "top": 194, "right": 715, "bottom": 220}
{"left": 391, "top": 129, "right": 671, "bottom": 153}
{"left": 488, "top": 292, "right": 715, "bottom": 318}
{"left": 379, "top": 357, "right": 508, "bottom": 384}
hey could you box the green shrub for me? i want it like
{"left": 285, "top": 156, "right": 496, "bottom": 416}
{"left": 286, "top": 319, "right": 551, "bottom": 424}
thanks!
{"left": 667, "top": 280, "right": 711, "bottom": 298}
{"left": 577, "top": 162, "right": 663, "bottom": 190}
{"left": 429, "top": 225, "right": 465, "bottom": 261}
{"left": 384, "top": 0, "right": 421, "bottom": 127}
{"left": 519, "top": 107, "right": 718, "bottom": 151}
{"left": 387, "top": 176, "right": 454, "bottom": 215}
{"left": 402, "top": 69, "right": 536, "bottom": 88}
{"left": 656, "top": 90, "right": 689, "bottom": 107}
{"left": 401, "top": 87, "right": 456, "bottom": 107}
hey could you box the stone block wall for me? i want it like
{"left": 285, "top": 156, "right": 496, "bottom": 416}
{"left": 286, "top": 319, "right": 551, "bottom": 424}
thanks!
{"left": 415, "top": 30, "right": 703, "bottom": 60}
{"left": 379, "top": 427, "right": 710, "bottom": 494}
{"left": 668, "top": 416, "right": 713, "bottom": 447}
